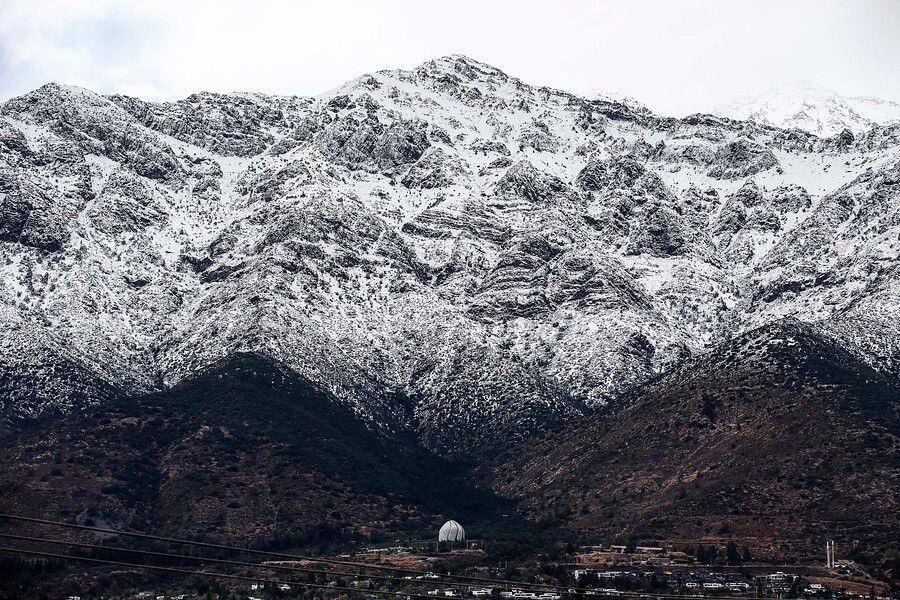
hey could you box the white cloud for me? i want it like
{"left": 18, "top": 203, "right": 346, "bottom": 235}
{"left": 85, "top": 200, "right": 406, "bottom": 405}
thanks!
{"left": 1, "top": 0, "right": 898, "bottom": 115}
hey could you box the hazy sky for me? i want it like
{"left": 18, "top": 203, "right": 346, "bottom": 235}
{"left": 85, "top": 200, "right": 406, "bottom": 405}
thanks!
{"left": 1, "top": 0, "right": 898, "bottom": 116}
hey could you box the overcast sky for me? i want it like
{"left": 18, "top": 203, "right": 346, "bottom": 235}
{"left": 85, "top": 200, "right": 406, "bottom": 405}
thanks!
{"left": 1, "top": 0, "right": 898, "bottom": 116}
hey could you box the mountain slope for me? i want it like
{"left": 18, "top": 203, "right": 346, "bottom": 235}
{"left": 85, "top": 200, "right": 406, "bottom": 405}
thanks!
{"left": 0, "top": 306, "right": 124, "bottom": 437}
{"left": 478, "top": 321, "right": 900, "bottom": 560}
{"left": 0, "top": 353, "right": 511, "bottom": 545}
{"left": 1, "top": 56, "right": 900, "bottom": 457}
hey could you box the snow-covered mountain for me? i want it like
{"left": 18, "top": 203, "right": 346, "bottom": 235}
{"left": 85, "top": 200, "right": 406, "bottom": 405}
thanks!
{"left": 2, "top": 56, "right": 899, "bottom": 456}
{"left": 846, "top": 94, "right": 900, "bottom": 125}
{"left": 713, "top": 83, "right": 900, "bottom": 137}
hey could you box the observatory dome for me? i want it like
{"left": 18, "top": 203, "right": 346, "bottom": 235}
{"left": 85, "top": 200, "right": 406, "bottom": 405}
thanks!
{"left": 438, "top": 520, "right": 465, "bottom": 542}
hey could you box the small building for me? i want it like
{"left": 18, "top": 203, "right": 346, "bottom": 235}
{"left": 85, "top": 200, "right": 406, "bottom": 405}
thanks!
{"left": 804, "top": 582, "right": 826, "bottom": 595}
{"left": 439, "top": 520, "right": 466, "bottom": 543}
{"left": 438, "top": 519, "right": 466, "bottom": 551}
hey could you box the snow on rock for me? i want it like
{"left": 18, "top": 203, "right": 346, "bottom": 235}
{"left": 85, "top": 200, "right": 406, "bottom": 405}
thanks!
{"left": 1, "top": 57, "right": 899, "bottom": 456}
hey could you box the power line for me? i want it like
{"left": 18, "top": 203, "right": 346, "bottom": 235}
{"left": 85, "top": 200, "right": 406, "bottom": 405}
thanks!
{"left": 0, "top": 530, "right": 570, "bottom": 596}
{"left": 0, "top": 545, "right": 444, "bottom": 600}
{"left": 0, "top": 514, "right": 756, "bottom": 600}
{"left": 0, "top": 546, "right": 754, "bottom": 600}
{"left": 0, "top": 513, "right": 567, "bottom": 591}
{"left": 0, "top": 532, "right": 679, "bottom": 599}
{"left": 0, "top": 532, "right": 450, "bottom": 589}
{"left": 0, "top": 513, "right": 465, "bottom": 577}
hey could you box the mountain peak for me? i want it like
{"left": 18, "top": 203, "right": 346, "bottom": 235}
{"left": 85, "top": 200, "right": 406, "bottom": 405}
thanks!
{"left": 712, "top": 83, "right": 900, "bottom": 136}
{"left": 424, "top": 53, "right": 501, "bottom": 70}
{"left": 6, "top": 81, "right": 107, "bottom": 106}
{"left": 411, "top": 53, "right": 512, "bottom": 85}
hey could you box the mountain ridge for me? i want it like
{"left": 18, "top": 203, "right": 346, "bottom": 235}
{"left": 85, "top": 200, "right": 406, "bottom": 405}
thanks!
{"left": 1, "top": 55, "right": 900, "bottom": 457}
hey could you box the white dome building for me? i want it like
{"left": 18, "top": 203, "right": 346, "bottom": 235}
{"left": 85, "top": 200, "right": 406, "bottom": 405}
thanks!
{"left": 438, "top": 520, "right": 465, "bottom": 543}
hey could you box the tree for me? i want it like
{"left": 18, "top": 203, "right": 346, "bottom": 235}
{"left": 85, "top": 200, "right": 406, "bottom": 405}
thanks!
{"left": 726, "top": 542, "right": 741, "bottom": 565}
{"left": 700, "top": 394, "right": 717, "bottom": 420}
{"left": 553, "top": 564, "right": 569, "bottom": 584}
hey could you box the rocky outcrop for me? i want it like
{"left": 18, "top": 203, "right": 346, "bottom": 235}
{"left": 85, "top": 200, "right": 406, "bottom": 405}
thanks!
{"left": 401, "top": 147, "right": 468, "bottom": 189}
{"left": 495, "top": 160, "right": 569, "bottom": 203}
{"left": 318, "top": 114, "right": 430, "bottom": 173}
{"left": 708, "top": 138, "right": 779, "bottom": 179}
{"left": 109, "top": 91, "right": 295, "bottom": 157}
{"left": 625, "top": 204, "right": 689, "bottom": 257}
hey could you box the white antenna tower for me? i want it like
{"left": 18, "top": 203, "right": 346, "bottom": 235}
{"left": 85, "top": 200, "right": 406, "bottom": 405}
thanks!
{"left": 825, "top": 540, "right": 836, "bottom": 568}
